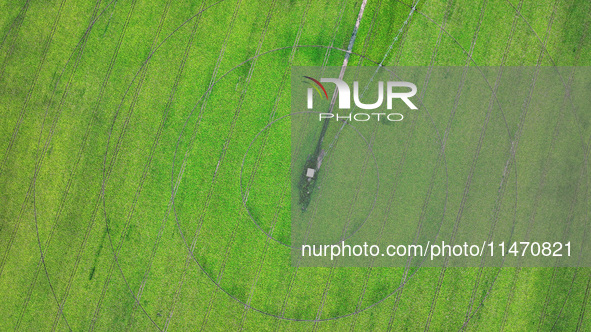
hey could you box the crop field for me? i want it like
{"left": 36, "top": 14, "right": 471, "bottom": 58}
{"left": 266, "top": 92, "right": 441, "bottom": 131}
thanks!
{"left": 1, "top": 0, "right": 591, "bottom": 330}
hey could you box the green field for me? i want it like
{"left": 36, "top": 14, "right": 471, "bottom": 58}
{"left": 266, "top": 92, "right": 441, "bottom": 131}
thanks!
{"left": 1, "top": 0, "right": 591, "bottom": 330}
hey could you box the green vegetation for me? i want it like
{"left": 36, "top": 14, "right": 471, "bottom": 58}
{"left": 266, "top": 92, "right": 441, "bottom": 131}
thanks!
{"left": 1, "top": 0, "right": 591, "bottom": 330}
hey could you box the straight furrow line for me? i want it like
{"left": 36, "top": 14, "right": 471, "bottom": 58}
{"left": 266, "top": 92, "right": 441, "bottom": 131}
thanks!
{"left": 199, "top": 1, "right": 316, "bottom": 329}
{"left": 461, "top": 0, "right": 526, "bottom": 328}
{"left": 421, "top": 0, "right": 501, "bottom": 329}
{"left": 310, "top": 1, "right": 437, "bottom": 327}
{"left": 34, "top": 0, "right": 150, "bottom": 328}
{"left": 576, "top": 272, "right": 591, "bottom": 331}
{"left": 537, "top": 269, "right": 560, "bottom": 330}
{"left": 240, "top": 0, "right": 284, "bottom": 203}
{"left": 237, "top": 181, "right": 288, "bottom": 330}
{"left": 543, "top": 135, "right": 591, "bottom": 331}
{"left": 0, "top": 0, "right": 31, "bottom": 80}
{"left": 87, "top": 1, "right": 181, "bottom": 330}
{"left": 0, "top": 0, "right": 68, "bottom": 277}
{"left": 319, "top": 0, "right": 348, "bottom": 69}
{"left": 276, "top": 146, "right": 337, "bottom": 325}
{"left": 269, "top": 3, "right": 330, "bottom": 328}
{"left": 536, "top": 73, "right": 581, "bottom": 332}
{"left": 538, "top": 14, "right": 591, "bottom": 332}
{"left": 283, "top": 1, "right": 421, "bottom": 328}
{"left": 57, "top": 1, "right": 143, "bottom": 330}
{"left": 102, "top": 0, "right": 191, "bottom": 329}
{"left": 158, "top": 15, "right": 207, "bottom": 327}
{"left": 0, "top": 0, "right": 67, "bottom": 179}
{"left": 378, "top": 0, "right": 456, "bottom": 329}
{"left": 165, "top": 1, "right": 278, "bottom": 329}
{"left": 128, "top": 0, "right": 244, "bottom": 329}
{"left": 356, "top": 0, "right": 382, "bottom": 68}
{"left": 279, "top": 1, "right": 372, "bottom": 327}
{"left": 125, "top": 2, "right": 199, "bottom": 326}
{"left": 345, "top": 5, "right": 400, "bottom": 323}
{"left": 170, "top": 0, "right": 244, "bottom": 242}
{"left": 14, "top": 1, "right": 106, "bottom": 328}
{"left": 312, "top": 122, "right": 375, "bottom": 330}
{"left": 384, "top": 115, "right": 420, "bottom": 331}
{"left": 45, "top": 3, "right": 138, "bottom": 328}
{"left": 461, "top": 1, "right": 559, "bottom": 329}
{"left": 129, "top": 1, "right": 243, "bottom": 322}
{"left": 358, "top": 2, "right": 427, "bottom": 328}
